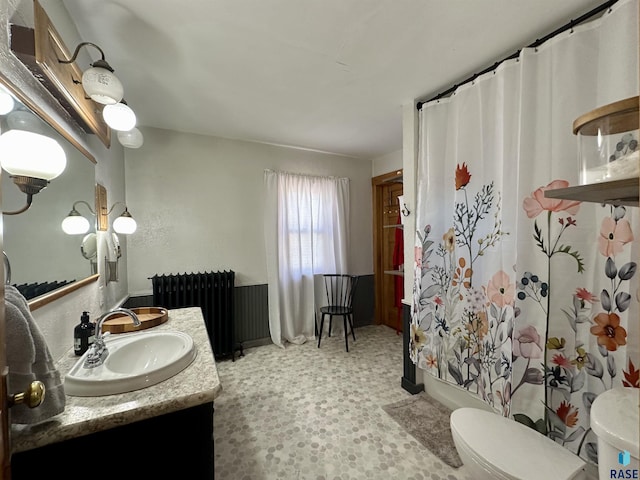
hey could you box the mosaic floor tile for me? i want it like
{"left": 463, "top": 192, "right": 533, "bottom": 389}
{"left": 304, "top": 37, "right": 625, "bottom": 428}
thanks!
{"left": 214, "top": 325, "right": 474, "bottom": 480}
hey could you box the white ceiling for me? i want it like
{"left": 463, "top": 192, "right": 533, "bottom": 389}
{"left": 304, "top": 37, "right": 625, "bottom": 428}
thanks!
{"left": 61, "top": 0, "right": 606, "bottom": 159}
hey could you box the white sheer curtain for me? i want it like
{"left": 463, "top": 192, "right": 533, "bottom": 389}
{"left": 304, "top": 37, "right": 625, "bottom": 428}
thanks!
{"left": 412, "top": 0, "right": 638, "bottom": 466}
{"left": 264, "top": 170, "right": 349, "bottom": 348}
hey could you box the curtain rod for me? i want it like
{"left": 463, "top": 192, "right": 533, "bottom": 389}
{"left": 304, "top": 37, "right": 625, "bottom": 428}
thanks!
{"left": 416, "top": 0, "right": 618, "bottom": 110}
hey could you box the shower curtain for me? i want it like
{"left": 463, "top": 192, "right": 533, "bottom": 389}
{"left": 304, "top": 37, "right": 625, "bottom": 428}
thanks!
{"left": 411, "top": 0, "right": 638, "bottom": 465}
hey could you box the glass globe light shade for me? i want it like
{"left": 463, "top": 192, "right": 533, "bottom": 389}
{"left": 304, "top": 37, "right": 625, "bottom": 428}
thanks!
{"left": 0, "top": 88, "right": 14, "bottom": 115}
{"left": 117, "top": 128, "right": 144, "bottom": 149}
{"left": 0, "top": 130, "right": 66, "bottom": 180}
{"left": 6, "top": 110, "right": 48, "bottom": 134}
{"left": 62, "top": 213, "right": 90, "bottom": 235}
{"left": 113, "top": 212, "right": 137, "bottom": 234}
{"left": 103, "top": 102, "right": 136, "bottom": 131}
{"left": 82, "top": 66, "right": 123, "bottom": 105}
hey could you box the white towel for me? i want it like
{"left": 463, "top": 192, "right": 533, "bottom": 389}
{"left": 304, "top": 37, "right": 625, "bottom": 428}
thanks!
{"left": 5, "top": 285, "right": 65, "bottom": 424}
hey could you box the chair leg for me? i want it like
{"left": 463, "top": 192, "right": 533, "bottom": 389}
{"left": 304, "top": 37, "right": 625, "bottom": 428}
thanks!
{"left": 343, "top": 316, "right": 349, "bottom": 352}
{"left": 314, "top": 312, "right": 318, "bottom": 338}
{"left": 349, "top": 314, "right": 356, "bottom": 341}
{"left": 317, "top": 313, "right": 325, "bottom": 348}
{"left": 328, "top": 316, "right": 333, "bottom": 337}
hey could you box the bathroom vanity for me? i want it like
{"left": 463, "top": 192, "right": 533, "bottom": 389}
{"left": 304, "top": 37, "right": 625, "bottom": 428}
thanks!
{"left": 10, "top": 307, "right": 222, "bottom": 478}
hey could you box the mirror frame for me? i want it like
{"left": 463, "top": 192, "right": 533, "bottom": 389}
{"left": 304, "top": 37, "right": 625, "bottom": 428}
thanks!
{"left": 0, "top": 72, "right": 100, "bottom": 310}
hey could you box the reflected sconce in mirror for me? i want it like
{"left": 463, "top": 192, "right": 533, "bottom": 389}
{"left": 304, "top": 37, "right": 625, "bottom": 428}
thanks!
{"left": 0, "top": 110, "right": 67, "bottom": 215}
{"left": 62, "top": 197, "right": 137, "bottom": 235}
{"left": 61, "top": 200, "right": 95, "bottom": 234}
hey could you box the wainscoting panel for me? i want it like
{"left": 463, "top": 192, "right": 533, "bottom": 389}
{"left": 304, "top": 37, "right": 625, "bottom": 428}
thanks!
{"left": 234, "top": 284, "right": 270, "bottom": 345}
{"left": 125, "top": 274, "right": 374, "bottom": 348}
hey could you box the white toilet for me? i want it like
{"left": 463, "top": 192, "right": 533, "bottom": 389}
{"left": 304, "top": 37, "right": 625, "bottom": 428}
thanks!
{"left": 450, "top": 408, "right": 587, "bottom": 480}
{"left": 590, "top": 387, "right": 639, "bottom": 479}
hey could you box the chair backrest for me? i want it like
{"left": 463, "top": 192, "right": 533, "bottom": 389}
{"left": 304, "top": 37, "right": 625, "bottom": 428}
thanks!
{"left": 322, "top": 274, "right": 358, "bottom": 309}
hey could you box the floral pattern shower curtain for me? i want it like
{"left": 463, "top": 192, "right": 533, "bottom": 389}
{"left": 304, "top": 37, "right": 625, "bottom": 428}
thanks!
{"left": 411, "top": 0, "right": 638, "bottom": 466}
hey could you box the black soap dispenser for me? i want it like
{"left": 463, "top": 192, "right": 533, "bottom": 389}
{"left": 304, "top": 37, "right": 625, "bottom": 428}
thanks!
{"left": 74, "top": 311, "right": 95, "bottom": 356}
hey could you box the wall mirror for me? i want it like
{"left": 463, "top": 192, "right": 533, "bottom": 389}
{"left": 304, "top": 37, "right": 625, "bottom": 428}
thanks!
{"left": 0, "top": 76, "right": 99, "bottom": 310}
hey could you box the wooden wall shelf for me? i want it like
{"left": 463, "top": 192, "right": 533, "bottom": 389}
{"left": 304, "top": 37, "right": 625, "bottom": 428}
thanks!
{"left": 544, "top": 178, "right": 639, "bottom": 207}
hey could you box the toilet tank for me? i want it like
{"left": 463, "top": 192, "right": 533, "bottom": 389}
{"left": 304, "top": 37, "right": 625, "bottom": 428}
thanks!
{"left": 590, "top": 387, "right": 639, "bottom": 479}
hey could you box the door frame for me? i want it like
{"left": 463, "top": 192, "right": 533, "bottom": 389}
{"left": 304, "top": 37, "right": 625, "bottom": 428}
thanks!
{"left": 371, "top": 169, "right": 403, "bottom": 326}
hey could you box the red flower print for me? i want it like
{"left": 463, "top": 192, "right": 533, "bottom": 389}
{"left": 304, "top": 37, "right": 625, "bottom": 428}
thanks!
{"left": 622, "top": 358, "right": 639, "bottom": 388}
{"left": 434, "top": 296, "right": 444, "bottom": 307}
{"left": 590, "top": 313, "right": 627, "bottom": 351}
{"left": 425, "top": 354, "right": 438, "bottom": 368}
{"left": 522, "top": 180, "right": 581, "bottom": 219}
{"left": 552, "top": 354, "right": 572, "bottom": 369}
{"left": 598, "top": 217, "right": 633, "bottom": 257}
{"left": 455, "top": 163, "right": 472, "bottom": 190}
{"left": 575, "top": 288, "right": 598, "bottom": 304}
{"left": 556, "top": 401, "right": 579, "bottom": 427}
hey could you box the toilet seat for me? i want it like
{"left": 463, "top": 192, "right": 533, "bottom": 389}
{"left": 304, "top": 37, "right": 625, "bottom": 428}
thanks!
{"left": 450, "top": 408, "right": 586, "bottom": 480}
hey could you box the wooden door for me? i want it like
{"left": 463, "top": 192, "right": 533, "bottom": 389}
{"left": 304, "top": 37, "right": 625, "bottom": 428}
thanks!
{"left": 372, "top": 170, "right": 404, "bottom": 332}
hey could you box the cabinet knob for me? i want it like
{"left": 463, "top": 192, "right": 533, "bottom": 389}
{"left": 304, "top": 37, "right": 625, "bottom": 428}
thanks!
{"left": 9, "top": 381, "right": 46, "bottom": 409}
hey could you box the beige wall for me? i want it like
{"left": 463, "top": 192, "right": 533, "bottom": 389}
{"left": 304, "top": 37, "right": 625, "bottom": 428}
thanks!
{"left": 371, "top": 149, "right": 402, "bottom": 177}
{"left": 124, "top": 128, "right": 374, "bottom": 294}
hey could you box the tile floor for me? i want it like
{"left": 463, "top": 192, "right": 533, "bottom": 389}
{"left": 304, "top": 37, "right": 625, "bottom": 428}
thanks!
{"left": 213, "top": 325, "right": 473, "bottom": 480}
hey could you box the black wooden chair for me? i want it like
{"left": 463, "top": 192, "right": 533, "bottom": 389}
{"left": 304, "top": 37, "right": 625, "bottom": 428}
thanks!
{"left": 317, "top": 274, "right": 358, "bottom": 352}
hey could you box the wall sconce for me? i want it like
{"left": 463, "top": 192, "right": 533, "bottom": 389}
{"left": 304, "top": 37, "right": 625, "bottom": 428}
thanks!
{"left": 61, "top": 200, "right": 137, "bottom": 235}
{"left": 54, "top": 35, "right": 143, "bottom": 149}
{"left": 59, "top": 42, "right": 123, "bottom": 105}
{"left": 0, "top": 111, "right": 67, "bottom": 215}
{"left": 117, "top": 127, "right": 144, "bottom": 149}
{"left": 103, "top": 100, "right": 136, "bottom": 131}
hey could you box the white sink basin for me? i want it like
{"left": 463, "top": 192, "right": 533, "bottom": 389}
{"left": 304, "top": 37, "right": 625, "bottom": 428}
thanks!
{"left": 65, "top": 331, "right": 197, "bottom": 396}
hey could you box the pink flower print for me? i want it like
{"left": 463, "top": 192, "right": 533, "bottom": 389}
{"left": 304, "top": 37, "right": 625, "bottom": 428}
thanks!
{"left": 522, "top": 180, "right": 581, "bottom": 219}
{"left": 513, "top": 325, "right": 543, "bottom": 359}
{"left": 575, "top": 288, "right": 598, "bottom": 304}
{"left": 598, "top": 217, "right": 633, "bottom": 257}
{"left": 486, "top": 270, "right": 515, "bottom": 307}
{"left": 414, "top": 246, "right": 422, "bottom": 268}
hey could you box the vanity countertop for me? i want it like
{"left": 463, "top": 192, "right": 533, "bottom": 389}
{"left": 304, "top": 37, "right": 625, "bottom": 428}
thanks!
{"left": 11, "top": 307, "right": 222, "bottom": 453}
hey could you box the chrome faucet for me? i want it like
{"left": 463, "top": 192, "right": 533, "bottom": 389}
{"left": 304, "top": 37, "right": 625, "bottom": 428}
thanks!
{"left": 83, "top": 308, "right": 141, "bottom": 368}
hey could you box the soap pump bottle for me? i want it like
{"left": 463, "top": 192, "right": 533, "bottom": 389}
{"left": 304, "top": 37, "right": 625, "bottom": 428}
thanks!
{"left": 74, "top": 311, "right": 95, "bottom": 356}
